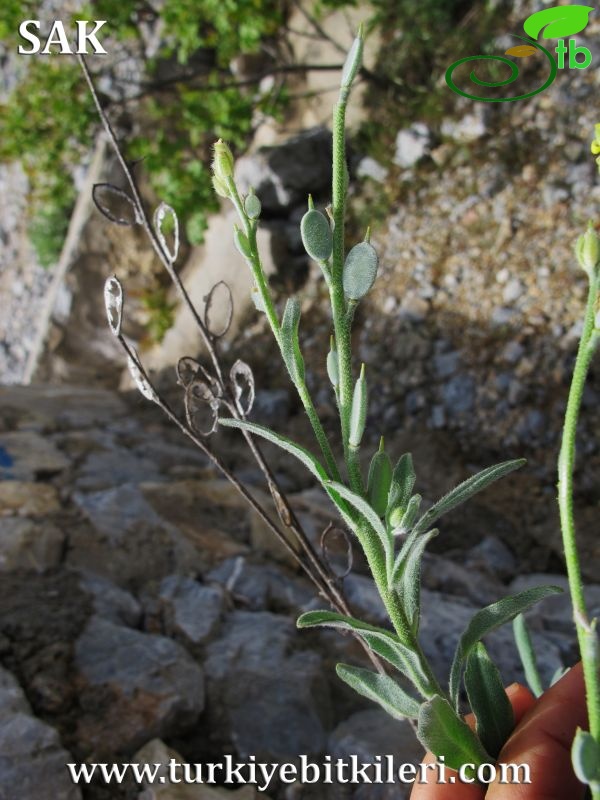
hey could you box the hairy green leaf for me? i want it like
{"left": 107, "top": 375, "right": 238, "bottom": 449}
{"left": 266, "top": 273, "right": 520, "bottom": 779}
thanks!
{"left": 336, "top": 663, "right": 421, "bottom": 719}
{"left": 327, "top": 481, "right": 393, "bottom": 569}
{"left": 392, "top": 529, "right": 438, "bottom": 629}
{"left": 387, "top": 453, "right": 416, "bottom": 516}
{"left": 412, "top": 459, "right": 526, "bottom": 536}
{"left": 418, "top": 695, "right": 490, "bottom": 772}
{"left": 297, "top": 610, "right": 431, "bottom": 693}
{"left": 465, "top": 643, "right": 514, "bottom": 759}
{"left": 449, "top": 585, "right": 562, "bottom": 707}
{"left": 280, "top": 297, "right": 305, "bottom": 383}
{"left": 367, "top": 444, "right": 393, "bottom": 518}
{"left": 512, "top": 614, "right": 543, "bottom": 698}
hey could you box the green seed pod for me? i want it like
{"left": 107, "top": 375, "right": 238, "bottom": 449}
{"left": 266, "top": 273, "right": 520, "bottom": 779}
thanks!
{"left": 349, "top": 364, "right": 368, "bottom": 447}
{"left": 326, "top": 336, "right": 339, "bottom": 388}
{"left": 343, "top": 241, "right": 378, "bottom": 300}
{"left": 244, "top": 192, "right": 262, "bottom": 220}
{"left": 341, "top": 25, "right": 364, "bottom": 89}
{"left": 301, "top": 208, "right": 333, "bottom": 262}
{"left": 576, "top": 222, "right": 600, "bottom": 278}
{"left": 367, "top": 437, "right": 393, "bottom": 517}
{"left": 233, "top": 226, "right": 252, "bottom": 259}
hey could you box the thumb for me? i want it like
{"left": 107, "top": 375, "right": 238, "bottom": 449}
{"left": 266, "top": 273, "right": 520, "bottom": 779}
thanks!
{"left": 486, "top": 662, "right": 588, "bottom": 800}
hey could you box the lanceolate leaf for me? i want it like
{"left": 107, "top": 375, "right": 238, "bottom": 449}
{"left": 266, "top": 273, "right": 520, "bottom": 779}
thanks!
{"left": 418, "top": 695, "right": 490, "bottom": 772}
{"left": 392, "top": 529, "right": 438, "bottom": 629}
{"left": 513, "top": 614, "right": 543, "bottom": 698}
{"left": 523, "top": 5, "right": 593, "bottom": 40}
{"left": 412, "top": 459, "right": 526, "bottom": 536}
{"left": 280, "top": 297, "right": 305, "bottom": 383}
{"left": 297, "top": 610, "right": 431, "bottom": 694}
{"left": 387, "top": 453, "right": 416, "bottom": 515}
{"left": 449, "top": 585, "right": 562, "bottom": 708}
{"left": 326, "top": 481, "right": 394, "bottom": 576}
{"left": 336, "top": 664, "right": 421, "bottom": 720}
{"left": 218, "top": 418, "right": 352, "bottom": 521}
{"left": 465, "top": 643, "right": 514, "bottom": 759}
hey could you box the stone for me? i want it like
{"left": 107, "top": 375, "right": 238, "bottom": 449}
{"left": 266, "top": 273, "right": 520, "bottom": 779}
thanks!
{"left": 394, "top": 123, "right": 430, "bottom": 169}
{"left": 0, "top": 666, "right": 82, "bottom": 800}
{"left": 441, "top": 374, "right": 476, "bottom": 415}
{"left": 207, "top": 557, "right": 314, "bottom": 613}
{"left": 465, "top": 535, "right": 517, "bottom": 581}
{"left": 0, "top": 481, "right": 60, "bottom": 516}
{"left": 75, "top": 445, "right": 163, "bottom": 491}
{"left": 158, "top": 575, "right": 226, "bottom": 645}
{"left": 357, "top": 156, "right": 388, "bottom": 183}
{"left": 0, "top": 517, "right": 64, "bottom": 572}
{"left": 70, "top": 484, "right": 205, "bottom": 586}
{"left": 74, "top": 616, "right": 204, "bottom": 755}
{"left": 441, "top": 112, "right": 486, "bottom": 143}
{"left": 235, "top": 128, "right": 332, "bottom": 213}
{"left": 78, "top": 571, "right": 142, "bottom": 627}
{"left": 0, "top": 430, "right": 69, "bottom": 480}
{"left": 204, "top": 610, "right": 330, "bottom": 760}
{"left": 329, "top": 709, "right": 423, "bottom": 799}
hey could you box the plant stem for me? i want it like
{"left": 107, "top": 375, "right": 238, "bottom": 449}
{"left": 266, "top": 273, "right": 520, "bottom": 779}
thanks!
{"left": 557, "top": 271, "right": 600, "bottom": 766}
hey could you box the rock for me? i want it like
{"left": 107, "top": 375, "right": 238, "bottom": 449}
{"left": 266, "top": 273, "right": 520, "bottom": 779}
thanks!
{"left": 441, "top": 112, "right": 486, "bottom": 143}
{"left": 357, "top": 157, "right": 388, "bottom": 183}
{"left": 78, "top": 571, "right": 142, "bottom": 627}
{"left": 421, "top": 552, "right": 505, "bottom": 606}
{"left": 465, "top": 535, "right": 517, "bottom": 581}
{"left": 157, "top": 575, "right": 226, "bottom": 645}
{"left": 0, "top": 666, "right": 82, "bottom": 800}
{"left": 235, "top": 128, "right": 332, "bottom": 213}
{"left": 207, "top": 557, "right": 313, "bottom": 613}
{"left": 0, "top": 481, "right": 60, "bottom": 516}
{"left": 135, "top": 739, "right": 269, "bottom": 799}
{"left": 74, "top": 616, "right": 204, "bottom": 755}
{"left": 0, "top": 517, "right": 64, "bottom": 572}
{"left": 342, "top": 574, "right": 388, "bottom": 627}
{"left": 250, "top": 389, "right": 291, "bottom": 426}
{"left": 75, "top": 445, "right": 163, "bottom": 491}
{"left": 204, "top": 610, "right": 330, "bottom": 760}
{"left": 0, "top": 430, "right": 69, "bottom": 480}
{"left": 329, "top": 709, "right": 423, "bottom": 800}
{"left": 70, "top": 484, "right": 205, "bottom": 586}
{"left": 393, "top": 123, "right": 430, "bottom": 169}
{"left": 441, "top": 374, "right": 476, "bottom": 415}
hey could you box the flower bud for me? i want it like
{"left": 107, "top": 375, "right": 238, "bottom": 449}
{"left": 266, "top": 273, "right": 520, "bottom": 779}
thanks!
{"left": 341, "top": 25, "right": 364, "bottom": 89}
{"left": 576, "top": 222, "right": 600, "bottom": 278}
{"left": 212, "top": 139, "right": 234, "bottom": 181}
{"left": 349, "top": 364, "right": 368, "bottom": 447}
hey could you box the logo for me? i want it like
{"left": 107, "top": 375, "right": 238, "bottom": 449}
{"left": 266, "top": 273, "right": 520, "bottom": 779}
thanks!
{"left": 18, "top": 20, "right": 107, "bottom": 55}
{"left": 446, "top": 4, "right": 594, "bottom": 102}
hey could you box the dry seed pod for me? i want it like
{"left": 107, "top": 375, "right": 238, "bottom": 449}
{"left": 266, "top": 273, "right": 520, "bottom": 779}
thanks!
{"left": 301, "top": 208, "right": 333, "bottom": 262}
{"left": 343, "top": 241, "right": 378, "bottom": 300}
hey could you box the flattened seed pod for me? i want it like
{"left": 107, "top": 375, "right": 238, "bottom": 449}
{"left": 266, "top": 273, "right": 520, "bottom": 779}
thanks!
{"left": 301, "top": 209, "right": 333, "bottom": 262}
{"left": 343, "top": 241, "right": 378, "bottom": 300}
{"left": 244, "top": 193, "right": 262, "bottom": 220}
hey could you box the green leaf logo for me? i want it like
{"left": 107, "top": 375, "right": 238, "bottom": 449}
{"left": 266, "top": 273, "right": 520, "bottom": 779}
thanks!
{"left": 523, "top": 5, "right": 594, "bottom": 40}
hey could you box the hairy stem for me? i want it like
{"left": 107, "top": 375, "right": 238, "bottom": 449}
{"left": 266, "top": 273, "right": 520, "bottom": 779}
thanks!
{"left": 557, "top": 271, "right": 600, "bottom": 760}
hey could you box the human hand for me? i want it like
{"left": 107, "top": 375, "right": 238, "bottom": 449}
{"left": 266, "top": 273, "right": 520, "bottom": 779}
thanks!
{"left": 411, "top": 661, "right": 588, "bottom": 799}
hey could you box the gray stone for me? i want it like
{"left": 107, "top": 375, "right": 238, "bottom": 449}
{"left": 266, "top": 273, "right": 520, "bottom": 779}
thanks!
{"left": 441, "top": 373, "right": 476, "bottom": 415}
{"left": 235, "top": 128, "right": 332, "bottom": 213}
{"left": 342, "top": 574, "right": 388, "bottom": 627}
{"left": 70, "top": 484, "right": 203, "bottom": 586}
{"left": 74, "top": 616, "right": 204, "bottom": 754}
{"left": 158, "top": 575, "right": 225, "bottom": 644}
{"left": 0, "top": 517, "right": 64, "bottom": 573}
{"left": 78, "top": 571, "right": 142, "bottom": 627}
{"left": 465, "top": 536, "right": 517, "bottom": 581}
{"left": 204, "top": 610, "right": 330, "bottom": 760}
{"left": 250, "top": 389, "right": 291, "bottom": 426}
{"left": 421, "top": 552, "right": 505, "bottom": 606}
{"left": 357, "top": 157, "right": 388, "bottom": 183}
{"left": 441, "top": 112, "right": 486, "bottom": 143}
{"left": 75, "top": 446, "right": 163, "bottom": 491}
{"left": 0, "top": 430, "right": 69, "bottom": 480}
{"left": 433, "top": 351, "right": 460, "bottom": 379}
{"left": 0, "top": 667, "right": 81, "bottom": 800}
{"left": 394, "top": 123, "right": 430, "bottom": 168}
{"left": 329, "top": 710, "right": 423, "bottom": 799}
